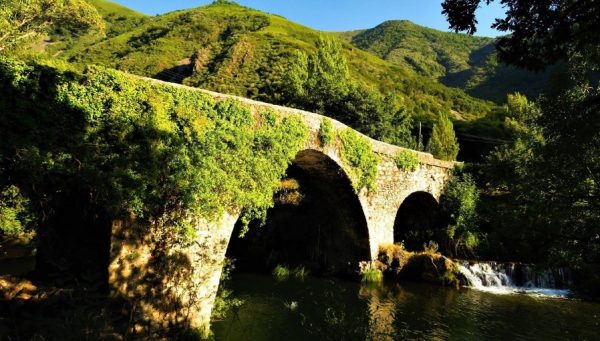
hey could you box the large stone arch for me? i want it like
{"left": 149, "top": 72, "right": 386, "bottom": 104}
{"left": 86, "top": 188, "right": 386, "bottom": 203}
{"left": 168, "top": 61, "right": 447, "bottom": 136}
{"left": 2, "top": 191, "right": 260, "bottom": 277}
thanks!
{"left": 226, "top": 148, "right": 372, "bottom": 274}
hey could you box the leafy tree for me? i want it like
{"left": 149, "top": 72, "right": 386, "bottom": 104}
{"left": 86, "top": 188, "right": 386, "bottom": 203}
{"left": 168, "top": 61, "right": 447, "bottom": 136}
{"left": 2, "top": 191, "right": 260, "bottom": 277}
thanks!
{"left": 282, "top": 36, "right": 415, "bottom": 148}
{"left": 444, "top": 0, "right": 600, "bottom": 294}
{"left": 440, "top": 172, "right": 480, "bottom": 257}
{"left": 442, "top": 0, "right": 600, "bottom": 70}
{"left": 305, "top": 36, "right": 352, "bottom": 111}
{"left": 427, "top": 112, "right": 459, "bottom": 160}
{"left": 0, "top": 0, "right": 104, "bottom": 54}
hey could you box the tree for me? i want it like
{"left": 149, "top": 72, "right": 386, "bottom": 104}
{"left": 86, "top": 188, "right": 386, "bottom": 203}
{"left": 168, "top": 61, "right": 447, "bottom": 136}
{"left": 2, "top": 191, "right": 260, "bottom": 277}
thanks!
{"left": 443, "top": 0, "right": 600, "bottom": 294}
{"left": 306, "top": 36, "right": 352, "bottom": 111}
{"left": 281, "top": 36, "right": 415, "bottom": 148}
{"left": 441, "top": 0, "right": 600, "bottom": 70}
{"left": 0, "top": 0, "right": 104, "bottom": 54}
{"left": 427, "top": 112, "right": 459, "bottom": 161}
{"left": 440, "top": 172, "right": 480, "bottom": 257}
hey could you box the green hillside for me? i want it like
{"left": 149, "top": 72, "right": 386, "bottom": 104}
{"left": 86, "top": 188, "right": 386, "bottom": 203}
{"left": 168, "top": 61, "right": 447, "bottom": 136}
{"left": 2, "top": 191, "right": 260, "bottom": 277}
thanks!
{"left": 48, "top": 1, "right": 495, "bottom": 123}
{"left": 340, "top": 20, "right": 559, "bottom": 103}
{"left": 46, "top": 0, "right": 147, "bottom": 56}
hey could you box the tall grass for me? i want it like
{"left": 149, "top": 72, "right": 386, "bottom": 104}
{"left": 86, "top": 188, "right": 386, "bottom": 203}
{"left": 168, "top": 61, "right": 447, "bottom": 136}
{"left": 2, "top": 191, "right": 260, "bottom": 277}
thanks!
{"left": 272, "top": 265, "right": 309, "bottom": 281}
{"left": 361, "top": 269, "right": 383, "bottom": 283}
{"left": 273, "top": 265, "right": 291, "bottom": 281}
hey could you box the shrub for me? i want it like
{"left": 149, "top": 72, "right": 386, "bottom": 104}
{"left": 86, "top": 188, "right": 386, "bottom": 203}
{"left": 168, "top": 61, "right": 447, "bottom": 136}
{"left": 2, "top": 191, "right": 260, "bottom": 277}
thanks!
{"left": 293, "top": 266, "right": 308, "bottom": 280}
{"left": 394, "top": 150, "right": 419, "bottom": 171}
{"left": 338, "top": 129, "right": 379, "bottom": 192}
{"left": 272, "top": 264, "right": 291, "bottom": 281}
{"left": 423, "top": 240, "right": 439, "bottom": 254}
{"left": 361, "top": 268, "right": 383, "bottom": 283}
{"left": 0, "top": 185, "right": 33, "bottom": 236}
{"left": 319, "top": 118, "right": 334, "bottom": 146}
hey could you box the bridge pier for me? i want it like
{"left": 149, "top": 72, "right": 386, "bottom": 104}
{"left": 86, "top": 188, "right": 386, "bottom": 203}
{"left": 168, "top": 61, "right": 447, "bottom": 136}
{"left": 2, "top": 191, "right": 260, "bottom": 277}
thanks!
{"left": 108, "top": 212, "right": 239, "bottom": 338}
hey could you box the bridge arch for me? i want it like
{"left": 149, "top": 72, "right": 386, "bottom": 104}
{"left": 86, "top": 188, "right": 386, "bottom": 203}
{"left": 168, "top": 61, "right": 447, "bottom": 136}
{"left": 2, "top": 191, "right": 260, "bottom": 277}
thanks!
{"left": 393, "top": 191, "right": 443, "bottom": 251}
{"left": 226, "top": 148, "right": 371, "bottom": 274}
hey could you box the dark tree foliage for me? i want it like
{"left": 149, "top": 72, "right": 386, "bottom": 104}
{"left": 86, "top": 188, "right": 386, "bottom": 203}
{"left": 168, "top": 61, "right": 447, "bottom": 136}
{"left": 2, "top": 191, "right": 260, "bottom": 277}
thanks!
{"left": 442, "top": 0, "right": 600, "bottom": 70}
{"left": 443, "top": 0, "right": 600, "bottom": 294}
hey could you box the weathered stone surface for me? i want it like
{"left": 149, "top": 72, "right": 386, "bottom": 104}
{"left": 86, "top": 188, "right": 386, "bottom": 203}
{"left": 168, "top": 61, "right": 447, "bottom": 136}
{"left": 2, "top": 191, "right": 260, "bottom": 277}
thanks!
{"left": 109, "top": 213, "right": 238, "bottom": 338}
{"left": 109, "top": 77, "right": 454, "bottom": 338}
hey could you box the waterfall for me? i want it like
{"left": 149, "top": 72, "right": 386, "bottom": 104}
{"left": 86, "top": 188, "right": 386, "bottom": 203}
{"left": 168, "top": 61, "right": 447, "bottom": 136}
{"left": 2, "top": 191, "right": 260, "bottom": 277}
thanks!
{"left": 457, "top": 261, "right": 572, "bottom": 297}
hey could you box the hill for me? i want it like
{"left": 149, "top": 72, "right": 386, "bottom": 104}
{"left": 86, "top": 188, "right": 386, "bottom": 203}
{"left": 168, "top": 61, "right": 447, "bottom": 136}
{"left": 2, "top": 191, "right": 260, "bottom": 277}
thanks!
{"left": 46, "top": 1, "right": 496, "bottom": 124}
{"left": 339, "top": 20, "right": 560, "bottom": 103}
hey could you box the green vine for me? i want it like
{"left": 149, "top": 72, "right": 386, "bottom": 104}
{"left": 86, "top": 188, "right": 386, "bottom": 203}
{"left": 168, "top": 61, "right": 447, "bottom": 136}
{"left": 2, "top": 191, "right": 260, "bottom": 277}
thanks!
{"left": 338, "top": 129, "right": 379, "bottom": 192}
{"left": 319, "top": 118, "right": 334, "bottom": 146}
{"left": 394, "top": 150, "right": 420, "bottom": 171}
{"left": 0, "top": 57, "right": 309, "bottom": 241}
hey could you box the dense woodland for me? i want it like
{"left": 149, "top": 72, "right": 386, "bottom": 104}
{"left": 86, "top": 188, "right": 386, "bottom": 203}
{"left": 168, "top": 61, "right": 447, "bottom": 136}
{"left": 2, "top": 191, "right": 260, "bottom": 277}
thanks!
{"left": 0, "top": 0, "right": 599, "bottom": 338}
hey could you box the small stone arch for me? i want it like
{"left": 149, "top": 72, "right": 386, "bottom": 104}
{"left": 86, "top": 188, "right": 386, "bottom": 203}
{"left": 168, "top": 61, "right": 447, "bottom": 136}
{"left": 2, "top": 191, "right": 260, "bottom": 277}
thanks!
{"left": 393, "top": 191, "right": 443, "bottom": 251}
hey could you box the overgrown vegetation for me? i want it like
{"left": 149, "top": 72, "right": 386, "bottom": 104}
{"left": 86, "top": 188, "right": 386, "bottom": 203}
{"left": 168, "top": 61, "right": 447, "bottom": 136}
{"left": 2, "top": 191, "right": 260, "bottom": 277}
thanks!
{"left": 360, "top": 268, "right": 383, "bottom": 283}
{"left": 319, "top": 118, "right": 334, "bottom": 146}
{"left": 376, "top": 243, "right": 461, "bottom": 287}
{"left": 394, "top": 150, "right": 419, "bottom": 171}
{"left": 272, "top": 264, "right": 308, "bottom": 281}
{"left": 338, "top": 129, "right": 379, "bottom": 192}
{"left": 440, "top": 172, "right": 480, "bottom": 257}
{"left": 0, "top": 56, "right": 308, "bottom": 262}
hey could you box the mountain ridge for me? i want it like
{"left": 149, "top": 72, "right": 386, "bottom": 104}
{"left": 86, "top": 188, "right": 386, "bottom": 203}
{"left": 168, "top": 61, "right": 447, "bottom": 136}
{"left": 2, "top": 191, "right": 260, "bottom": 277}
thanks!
{"left": 45, "top": 1, "right": 496, "bottom": 124}
{"left": 338, "top": 19, "right": 559, "bottom": 103}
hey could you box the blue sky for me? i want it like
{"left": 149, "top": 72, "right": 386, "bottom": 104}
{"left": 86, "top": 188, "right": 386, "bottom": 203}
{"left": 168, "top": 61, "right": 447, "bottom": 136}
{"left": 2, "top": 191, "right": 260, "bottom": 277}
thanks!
{"left": 112, "top": 0, "right": 506, "bottom": 37}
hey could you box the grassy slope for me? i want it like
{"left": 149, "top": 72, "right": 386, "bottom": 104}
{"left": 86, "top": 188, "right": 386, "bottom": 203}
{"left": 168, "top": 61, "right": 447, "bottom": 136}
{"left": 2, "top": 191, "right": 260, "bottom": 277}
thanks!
{"left": 53, "top": 2, "right": 495, "bottom": 123}
{"left": 46, "top": 0, "right": 147, "bottom": 57}
{"left": 339, "top": 20, "right": 558, "bottom": 103}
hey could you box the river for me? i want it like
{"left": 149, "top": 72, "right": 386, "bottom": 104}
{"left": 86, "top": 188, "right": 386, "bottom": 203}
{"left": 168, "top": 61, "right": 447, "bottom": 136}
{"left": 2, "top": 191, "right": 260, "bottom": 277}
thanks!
{"left": 213, "top": 273, "right": 600, "bottom": 340}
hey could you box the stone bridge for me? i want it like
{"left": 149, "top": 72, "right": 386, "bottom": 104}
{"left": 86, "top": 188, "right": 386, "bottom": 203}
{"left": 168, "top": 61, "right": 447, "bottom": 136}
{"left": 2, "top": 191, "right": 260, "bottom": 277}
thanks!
{"left": 108, "top": 79, "right": 454, "bottom": 337}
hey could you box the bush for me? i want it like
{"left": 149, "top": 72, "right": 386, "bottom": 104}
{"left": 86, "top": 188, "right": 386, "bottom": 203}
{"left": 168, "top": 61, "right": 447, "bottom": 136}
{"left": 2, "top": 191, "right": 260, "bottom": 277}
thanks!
{"left": 361, "top": 268, "right": 383, "bottom": 283}
{"left": 0, "top": 185, "right": 33, "bottom": 236}
{"left": 292, "top": 266, "right": 308, "bottom": 280}
{"left": 272, "top": 264, "right": 291, "bottom": 281}
{"left": 319, "top": 118, "right": 334, "bottom": 146}
{"left": 394, "top": 150, "right": 419, "bottom": 171}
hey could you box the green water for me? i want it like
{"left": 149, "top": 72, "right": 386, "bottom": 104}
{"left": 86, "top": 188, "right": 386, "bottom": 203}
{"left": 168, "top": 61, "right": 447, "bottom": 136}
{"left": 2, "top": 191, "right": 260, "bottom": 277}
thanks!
{"left": 213, "top": 273, "right": 600, "bottom": 340}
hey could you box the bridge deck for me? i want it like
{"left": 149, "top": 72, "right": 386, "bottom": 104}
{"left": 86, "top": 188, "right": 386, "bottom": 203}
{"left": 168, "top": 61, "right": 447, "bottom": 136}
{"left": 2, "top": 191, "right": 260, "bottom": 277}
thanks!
{"left": 142, "top": 76, "right": 456, "bottom": 170}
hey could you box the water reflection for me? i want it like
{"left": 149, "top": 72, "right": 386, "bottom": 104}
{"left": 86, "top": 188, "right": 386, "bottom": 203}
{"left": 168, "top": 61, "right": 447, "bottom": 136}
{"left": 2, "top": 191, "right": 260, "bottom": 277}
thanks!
{"left": 213, "top": 273, "right": 600, "bottom": 340}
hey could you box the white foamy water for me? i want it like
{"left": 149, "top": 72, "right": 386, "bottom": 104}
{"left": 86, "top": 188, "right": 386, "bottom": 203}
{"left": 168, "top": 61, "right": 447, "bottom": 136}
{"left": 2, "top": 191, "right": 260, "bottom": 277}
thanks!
{"left": 457, "top": 261, "right": 572, "bottom": 298}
